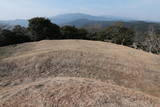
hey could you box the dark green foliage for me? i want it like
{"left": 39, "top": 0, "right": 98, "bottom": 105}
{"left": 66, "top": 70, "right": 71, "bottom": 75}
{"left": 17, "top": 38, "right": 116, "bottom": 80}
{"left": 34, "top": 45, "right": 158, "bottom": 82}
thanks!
{"left": 77, "top": 28, "right": 88, "bottom": 39}
{"left": 61, "top": 26, "right": 78, "bottom": 39}
{"left": 0, "top": 32, "right": 6, "bottom": 46}
{"left": 12, "top": 25, "right": 31, "bottom": 43}
{"left": 0, "top": 25, "right": 31, "bottom": 46}
{"left": 0, "top": 29, "right": 31, "bottom": 46}
{"left": 85, "top": 24, "right": 135, "bottom": 46}
{"left": 86, "top": 32, "right": 105, "bottom": 41}
{"left": 28, "top": 17, "right": 60, "bottom": 40}
{"left": 61, "top": 26, "right": 88, "bottom": 39}
{"left": 104, "top": 26, "right": 135, "bottom": 46}
{"left": 0, "top": 30, "right": 19, "bottom": 45}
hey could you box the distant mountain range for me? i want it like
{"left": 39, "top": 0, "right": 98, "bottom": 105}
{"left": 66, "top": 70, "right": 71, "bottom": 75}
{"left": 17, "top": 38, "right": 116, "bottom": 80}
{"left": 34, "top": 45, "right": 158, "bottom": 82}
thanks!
{"left": 0, "top": 13, "right": 160, "bottom": 35}
{"left": 0, "top": 19, "right": 28, "bottom": 27}
{"left": 66, "top": 19, "right": 160, "bottom": 32}
{"left": 0, "top": 13, "right": 134, "bottom": 27}
{"left": 51, "top": 13, "right": 134, "bottom": 25}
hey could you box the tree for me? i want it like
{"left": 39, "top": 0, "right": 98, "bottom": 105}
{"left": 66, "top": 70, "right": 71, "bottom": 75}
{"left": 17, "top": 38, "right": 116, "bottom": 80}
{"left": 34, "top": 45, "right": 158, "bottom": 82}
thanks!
{"left": 61, "top": 26, "right": 89, "bottom": 39}
{"left": 0, "top": 32, "right": 5, "bottom": 46}
{"left": 0, "top": 24, "right": 14, "bottom": 46}
{"left": 28, "top": 17, "right": 60, "bottom": 40}
{"left": 0, "top": 29, "right": 17, "bottom": 45}
{"left": 0, "top": 25, "right": 31, "bottom": 46}
{"left": 0, "top": 25, "right": 5, "bottom": 46}
{"left": 104, "top": 26, "right": 135, "bottom": 46}
{"left": 12, "top": 25, "right": 31, "bottom": 43}
{"left": 61, "top": 26, "right": 79, "bottom": 39}
{"left": 84, "top": 32, "right": 97, "bottom": 40}
{"left": 135, "top": 25, "right": 160, "bottom": 54}
{"left": 77, "top": 28, "right": 88, "bottom": 39}
{"left": 142, "top": 34, "right": 160, "bottom": 54}
{"left": 138, "top": 26, "right": 160, "bottom": 54}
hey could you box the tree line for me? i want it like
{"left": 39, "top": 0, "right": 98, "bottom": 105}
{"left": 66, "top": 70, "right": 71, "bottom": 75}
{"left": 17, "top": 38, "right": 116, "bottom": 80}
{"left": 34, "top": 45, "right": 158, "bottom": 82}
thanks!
{"left": 0, "top": 17, "right": 160, "bottom": 54}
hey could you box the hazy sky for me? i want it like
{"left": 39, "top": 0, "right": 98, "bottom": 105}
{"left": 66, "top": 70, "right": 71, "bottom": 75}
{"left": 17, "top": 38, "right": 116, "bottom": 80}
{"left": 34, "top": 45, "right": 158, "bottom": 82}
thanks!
{"left": 0, "top": 0, "right": 159, "bottom": 21}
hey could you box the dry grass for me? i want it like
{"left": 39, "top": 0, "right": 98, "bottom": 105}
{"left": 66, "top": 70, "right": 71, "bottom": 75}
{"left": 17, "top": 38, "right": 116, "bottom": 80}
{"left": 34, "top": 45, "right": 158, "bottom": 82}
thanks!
{"left": 0, "top": 77, "right": 160, "bottom": 107}
{"left": 0, "top": 40, "right": 160, "bottom": 106}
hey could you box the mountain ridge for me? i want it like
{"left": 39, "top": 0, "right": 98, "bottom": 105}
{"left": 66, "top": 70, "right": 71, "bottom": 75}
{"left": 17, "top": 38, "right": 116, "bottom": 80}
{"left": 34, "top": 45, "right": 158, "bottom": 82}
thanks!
{"left": 0, "top": 13, "right": 137, "bottom": 27}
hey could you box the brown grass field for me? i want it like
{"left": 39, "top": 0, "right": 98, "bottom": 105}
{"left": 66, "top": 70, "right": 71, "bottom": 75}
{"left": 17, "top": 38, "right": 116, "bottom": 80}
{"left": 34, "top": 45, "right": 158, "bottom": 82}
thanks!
{"left": 0, "top": 77, "right": 160, "bottom": 107}
{"left": 0, "top": 40, "right": 160, "bottom": 106}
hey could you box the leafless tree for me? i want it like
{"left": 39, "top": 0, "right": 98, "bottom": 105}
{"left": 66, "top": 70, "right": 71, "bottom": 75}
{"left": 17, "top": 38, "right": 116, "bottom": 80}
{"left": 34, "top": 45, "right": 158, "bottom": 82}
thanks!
{"left": 142, "top": 25, "right": 160, "bottom": 54}
{"left": 143, "top": 34, "right": 160, "bottom": 54}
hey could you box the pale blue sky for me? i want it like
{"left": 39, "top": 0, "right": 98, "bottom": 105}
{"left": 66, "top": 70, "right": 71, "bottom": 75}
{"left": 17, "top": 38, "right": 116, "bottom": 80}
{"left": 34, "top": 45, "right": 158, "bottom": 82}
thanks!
{"left": 0, "top": 0, "right": 159, "bottom": 21}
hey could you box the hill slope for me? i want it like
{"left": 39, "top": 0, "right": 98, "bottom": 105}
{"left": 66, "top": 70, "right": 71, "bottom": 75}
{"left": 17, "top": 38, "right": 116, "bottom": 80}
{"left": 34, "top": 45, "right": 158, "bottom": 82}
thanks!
{"left": 0, "top": 77, "right": 160, "bottom": 107}
{"left": 0, "top": 40, "right": 160, "bottom": 106}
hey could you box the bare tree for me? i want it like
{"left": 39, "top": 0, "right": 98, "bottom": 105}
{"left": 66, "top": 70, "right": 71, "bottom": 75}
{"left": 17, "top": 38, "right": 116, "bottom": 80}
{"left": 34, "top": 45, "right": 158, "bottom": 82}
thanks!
{"left": 143, "top": 35, "right": 160, "bottom": 54}
{"left": 142, "top": 25, "right": 160, "bottom": 54}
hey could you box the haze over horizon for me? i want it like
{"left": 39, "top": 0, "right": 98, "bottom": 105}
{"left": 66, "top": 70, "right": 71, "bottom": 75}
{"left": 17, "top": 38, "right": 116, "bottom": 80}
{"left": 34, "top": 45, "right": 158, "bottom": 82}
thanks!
{"left": 0, "top": 0, "right": 159, "bottom": 21}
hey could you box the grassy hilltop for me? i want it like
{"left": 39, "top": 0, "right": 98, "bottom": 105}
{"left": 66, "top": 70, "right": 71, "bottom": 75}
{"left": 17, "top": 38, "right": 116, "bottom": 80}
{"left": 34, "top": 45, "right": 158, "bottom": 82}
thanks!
{"left": 0, "top": 40, "right": 160, "bottom": 106}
